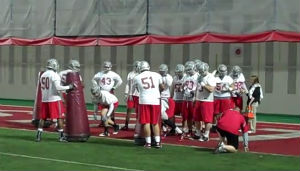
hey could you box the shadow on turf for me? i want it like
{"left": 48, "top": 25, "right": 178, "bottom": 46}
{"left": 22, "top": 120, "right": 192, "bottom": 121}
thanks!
{"left": 0, "top": 133, "right": 64, "bottom": 142}
{"left": 87, "top": 138, "right": 136, "bottom": 147}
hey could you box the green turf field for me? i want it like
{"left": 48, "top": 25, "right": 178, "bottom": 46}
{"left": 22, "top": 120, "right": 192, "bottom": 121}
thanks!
{"left": 0, "top": 128, "right": 299, "bottom": 171}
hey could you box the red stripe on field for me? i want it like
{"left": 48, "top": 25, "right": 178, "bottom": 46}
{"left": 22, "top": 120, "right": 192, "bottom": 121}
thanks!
{"left": 0, "top": 104, "right": 299, "bottom": 156}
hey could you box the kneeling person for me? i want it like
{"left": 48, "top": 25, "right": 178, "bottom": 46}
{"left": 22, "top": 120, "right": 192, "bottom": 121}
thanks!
{"left": 91, "top": 81, "right": 119, "bottom": 136}
{"left": 215, "top": 107, "right": 249, "bottom": 153}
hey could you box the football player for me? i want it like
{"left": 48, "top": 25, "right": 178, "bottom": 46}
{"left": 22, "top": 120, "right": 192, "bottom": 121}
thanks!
{"left": 122, "top": 61, "right": 141, "bottom": 130}
{"left": 181, "top": 62, "right": 198, "bottom": 139}
{"left": 213, "top": 64, "right": 234, "bottom": 128}
{"left": 171, "top": 64, "right": 185, "bottom": 118}
{"left": 194, "top": 63, "right": 216, "bottom": 141}
{"left": 92, "top": 61, "right": 122, "bottom": 120}
{"left": 36, "top": 59, "right": 75, "bottom": 142}
{"left": 133, "top": 61, "right": 164, "bottom": 148}
{"left": 159, "top": 64, "right": 182, "bottom": 136}
{"left": 229, "top": 65, "right": 248, "bottom": 110}
{"left": 59, "top": 59, "right": 81, "bottom": 85}
{"left": 91, "top": 80, "right": 119, "bottom": 136}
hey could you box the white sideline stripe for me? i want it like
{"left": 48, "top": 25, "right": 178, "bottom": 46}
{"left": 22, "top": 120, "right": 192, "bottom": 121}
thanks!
{"left": 0, "top": 152, "right": 144, "bottom": 171}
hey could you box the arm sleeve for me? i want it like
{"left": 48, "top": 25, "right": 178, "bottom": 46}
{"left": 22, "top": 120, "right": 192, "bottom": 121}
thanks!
{"left": 53, "top": 79, "right": 70, "bottom": 91}
{"left": 125, "top": 74, "right": 130, "bottom": 94}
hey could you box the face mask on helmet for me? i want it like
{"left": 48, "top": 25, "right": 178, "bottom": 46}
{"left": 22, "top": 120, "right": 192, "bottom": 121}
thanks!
{"left": 198, "top": 63, "right": 209, "bottom": 76}
{"left": 232, "top": 66, "right": 241, "bottom": 77}
{"left": 185, "top": 63, "right": 195, "bottom": 75}
{"left": 218, "top": 64, "right": 227, "bottom": 77}
{"left": 159, "top": 64, "right": 168, "bottom": 76}
{"left": 133, "top": 61, "right": 141, "bottom": 72}
{"left": 46, "top": 59, "right": 59, "bottom": 72}
{"left": 103, "top": 61, "right": 112, "bottom": 72}
{"left": 68, "top": 60, "right": 80, "bottom": 72}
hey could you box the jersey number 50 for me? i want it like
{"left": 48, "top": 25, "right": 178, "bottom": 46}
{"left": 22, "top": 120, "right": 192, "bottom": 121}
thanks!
{"left": 141, "top": 77, "right": 155, "bottom": 89}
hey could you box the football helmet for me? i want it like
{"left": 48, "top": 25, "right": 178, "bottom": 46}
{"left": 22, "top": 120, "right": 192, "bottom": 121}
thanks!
{"left": 46, "top": 58, "right": 59, "bottom": 72}
{"left": 184, "top": 61, "right": 195, "bottom": 68}
{"left": 175, "top": 64, "right": 184, "bottom": 78}
{"left": 68, "top": 60, "right": 80, "bottom": 72}
{"left": 103, "top": 61, "right": 112, "bottom": 72}
{"left": 217, "top": 64, "right": 228, "bottom": 77}
{"left": 139, "top": 61, "right": 150, "bottom": 72}
{"left": 159, "top": 64, "right": 168, "bottom": 76}
{"left": 198, "top": 62, "right": 209, "bottom": 76}
{"left": 185, "top": 62, "right": 195, "bottom": 75}
{"left": 91, "top": 80, "right": 101, "bottom": 97}
{"left": 133, "top": 61, "right": 141, "bottom": 73}
{"left": 232, "top": 65, "right": 242, "bottom": 77}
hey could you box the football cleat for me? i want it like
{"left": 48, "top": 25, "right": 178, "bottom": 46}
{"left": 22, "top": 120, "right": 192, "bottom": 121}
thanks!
{"left": 59, "top": 136, "right": 68, "bottom": 142}
{"left": 99, "top": 131, "right": 110, "bottom": 137}
{"left": 35, "top": 131, "right": 42, "bottom": 142}
{"left": 113, "top": 125, "right": 119, "bottom": 135}
{"left": 214, "top": 145, "right": 227, "bottom": 154}
{"left": 154, "top": 142, "right": 162, "bottom": 149}
{"left": 121, "top": 125, "right": 128, "bottom": 131}
{"left": 144, "top": 143, "right": 151, "bottom": 149}
{"left": 199, "top": 136, "right": 209, "bottom": 142}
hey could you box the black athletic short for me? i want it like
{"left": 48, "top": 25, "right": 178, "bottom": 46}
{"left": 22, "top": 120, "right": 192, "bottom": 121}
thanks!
{"left": 217, "top": 127, "right": 239, "bottom": 149}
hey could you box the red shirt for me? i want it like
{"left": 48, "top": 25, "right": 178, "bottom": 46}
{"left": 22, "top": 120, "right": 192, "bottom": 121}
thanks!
{"left": 217, "top": 109, "right": 248, "bottom": 135}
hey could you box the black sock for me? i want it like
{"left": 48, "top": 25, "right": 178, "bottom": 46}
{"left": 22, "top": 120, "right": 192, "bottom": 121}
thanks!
{"left": 163, "top": 119, "right": 176, "bottom": 130}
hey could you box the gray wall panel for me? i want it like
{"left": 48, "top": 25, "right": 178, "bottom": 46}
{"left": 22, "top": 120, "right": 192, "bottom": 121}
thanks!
{"left": 0, "top": 43, "right": 299, "bottom": 115}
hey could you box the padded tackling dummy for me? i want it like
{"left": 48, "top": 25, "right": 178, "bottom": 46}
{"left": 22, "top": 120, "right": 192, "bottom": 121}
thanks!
{"left": 65, "top": 72, "right": 90, "bottom": 142}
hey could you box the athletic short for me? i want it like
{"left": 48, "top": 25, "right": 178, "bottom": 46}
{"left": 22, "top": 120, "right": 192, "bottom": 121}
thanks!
{"left": 174, "top": 101, "right": 183, "bottom": 116}
{"left": 214, "top": 98, "right": 232, "bottom": 115}
{"left": 231, "top": 96, "right": 243, "bottom": 110}
{"left": 193, "top": 101, "right": 202, "bottom": 122}
{"left": 194, "top": 101, "right": 214, "bottom": 123}
{"left": 217, "top": 127, "right": 239, "bottom": 149}
{"left": 166, "top": 98, "right": 175, "bottom": 118}
{"left": 98, "top": 102, "right": 119, "bottom": 110}
{"left": 182, "top": 101, "right": 194, "bottom": 121}
{"left": 139, "top": 104, "right": 160, "bottom": 124}
{"left": 127, "top": 96, "right": 139, "bottom": 109}
{"left": 40, "top": 101, "right": 65, "bottom": 119}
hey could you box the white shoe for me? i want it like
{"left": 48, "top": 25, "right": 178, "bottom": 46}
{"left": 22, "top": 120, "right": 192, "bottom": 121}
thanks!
{"left": 99, "top": 132, "right": 110, "bottom": 137}
{"left": 175, "top": 127, "right": 183, "bottom": 134}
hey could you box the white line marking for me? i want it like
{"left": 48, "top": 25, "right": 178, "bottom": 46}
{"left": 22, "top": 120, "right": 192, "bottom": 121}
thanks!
{"left": 0, "top": 151, "right": 144, "bottom": 171}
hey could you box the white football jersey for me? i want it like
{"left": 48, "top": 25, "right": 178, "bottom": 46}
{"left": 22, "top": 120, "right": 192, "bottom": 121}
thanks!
{"left": 125, "top": 71, "right": 139, "bottom": 96}
{"left": 93, "top": 71, "right": 122, "bottom": 91}
{"left": 134, "top": 71, "right": 162, "bottom": 105}
{"left": 40, "top": 70, "right": 69, "bottom": 102}
{"left": 172, "top": 74, "right": 186, "bottom": 101}
{"left": 214, "top": 75, "right": 233, "bottom": 98}
{"left": 93, "top": 90, "right": 118, "bottom": 105}
{"left": 183, "top": 73, "right": 198, "bottom": 101}
{"left": 195, "top": 73, "right": 216, "bottom": 102}
{"left": 160, "top": 74, "right": 173, "bottom": 98}
{"left": 230, "top": 73, "right": 248, "bottom": 97}
{"left": 59, "top": 69, "right": 82, "bottom": 85}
